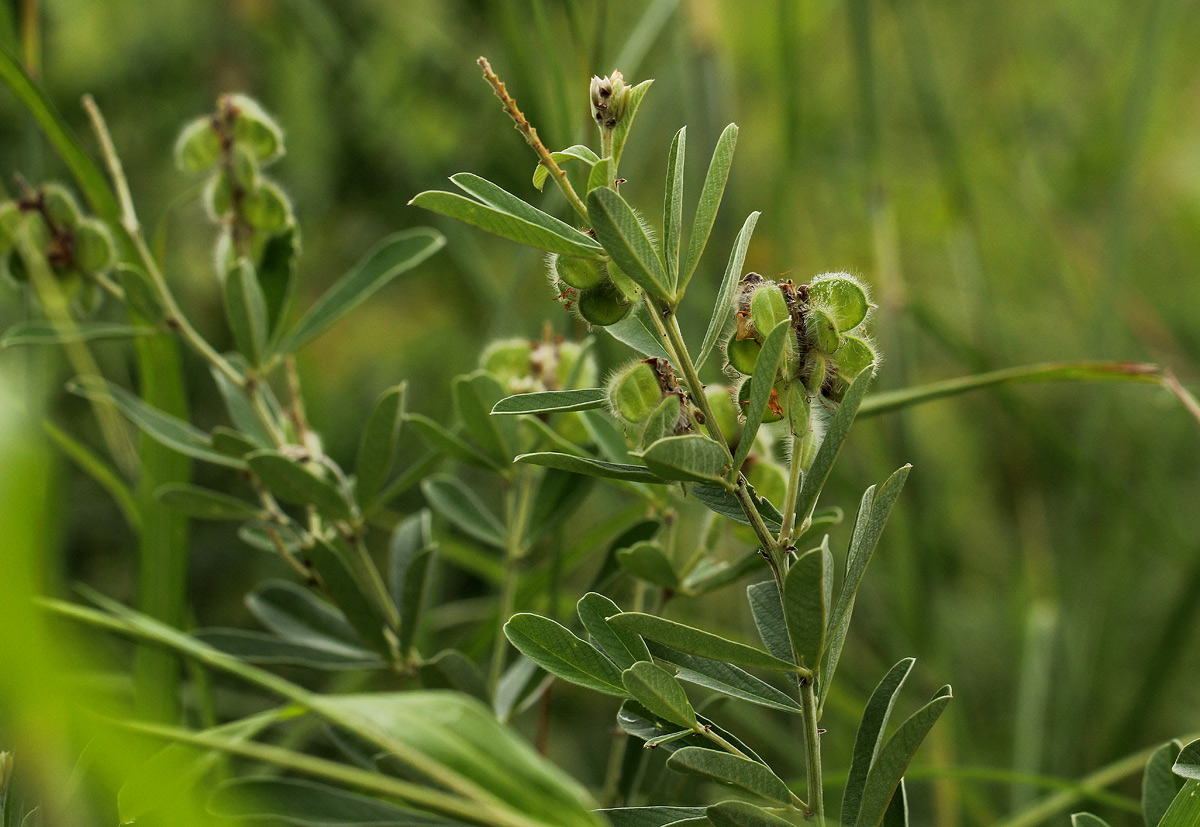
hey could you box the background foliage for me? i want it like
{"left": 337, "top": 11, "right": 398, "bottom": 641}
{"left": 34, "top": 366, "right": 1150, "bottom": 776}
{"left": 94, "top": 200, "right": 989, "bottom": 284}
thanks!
{"left": 1, "top": 0, "right": 1199, "bottom": 824}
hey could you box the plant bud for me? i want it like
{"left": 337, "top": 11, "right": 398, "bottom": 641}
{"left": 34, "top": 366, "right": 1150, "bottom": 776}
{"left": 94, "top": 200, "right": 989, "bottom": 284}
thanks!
{"left": 41, "top": 184, "right": 81, "bottom": 229}
{"left": 577, "top": 279, "right": 632, "bottom": 326}
{"left": 806, "top": 306, "right": 842, "bottom": 355}
{"left": 174, "top": 116, "right": 223, "bottom": 173}
{"left": 553, "top": 254, "right": 607, "bottom": 290}
{"left": 608, "top": 360, "right": 664, "bottom": 425}
{"left": 225, "top": 94, "right": 284, "bottom": 163}
{"left": 590, "top": 70, "right": 630, "bottom": 130}
{"left": 738, "top": 376, "right": 783, "bottom": 424}
{"left": 242, "top": 181, "right": 292, "bottom": 231}
{"left": 809, "top": 273, "right": 871, "bottom": 332}
{"left": 705, "top": 385, "right": 741, "bottom": 445}
{"left": 750, "top": 282, "right": 789, "bottom": 337}
{"left": 745, "top": 457, "right": 787, "bottom": 506}
{"left": 725, "top": 336, "right": 762, "bottom": 375}
{"left": 203, "top": 171, "right": 234, "bottom": 220}
{"left": 481, "top": 338, "right": 533, "bottom": 389}
{"left": 73, "top": 219, "right": 116, "bottom": 273}
{"left": 833, "top": 335, "right": 878, "bottom": 381}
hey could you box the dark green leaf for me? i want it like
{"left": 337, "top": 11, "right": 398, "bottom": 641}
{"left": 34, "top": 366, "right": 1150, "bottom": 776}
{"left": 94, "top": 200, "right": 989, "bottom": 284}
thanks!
{"left": 306, "top": 538, "right": 392, "bottom": 657}
{"left": 119, "top": 265, "right": 166, "bottom": 324}
{"left": 617, "top": 541, "right": 680, "bottom": 589}
{"left": 1175, "top": 740, "right": 1200, "bottom": 780}
{"left": 0, "top": 319, "right": 152, "bottom": 347}
{"left": 842, "top": 658, "right": 916, "bottom": 827}
{"left": 600, "top": 807, "right": 707, "bottom": 827}
{"left": 503, "top": 613, "right": 628, "bottom": 697}
{"left": 211, "top": 426, "right": 260, "bottom": 458}
{"left": 247, "top": 450, "right": 353, "bottom": 522}
{"left": 646, "top": 641, "right": 802, "bottom": 714}
{"left": 730, "top": 321, "right": 789, "bottom": 473}
{"left": 1145, "top": 741, "right": 1185, "bottom": 827}
{"left": 389, "top": 510, "right": 435, "bottom": 658}
{"left": 783, "top": 544, "right": 828, "bottom": 670}
{"left": 577, "top": 593, "right": 651, "bottom": 669}
{"left": 855, "top": 686, "right": 953, "bottom": 827}
{"left": 883, "top": 779, "right": 909, "bottom": 827}
{"left": 223, "top": 259, "right": 269, "bottom": 364}
{"left": 355, "top": 383, "right": 406, "bottom": 508}
{"left": 492, "top": 388, "right": 608, "bottom": 415}
{"left": 257, "top": 225, "right": 299, "bottom": 335}
{"left": 609, "top": 613, "right": 799, "bottom": 672}
{"left": 406, "top": 413, "right": 503, "bottom": 472}
{"left": 623, "top": 661, "right": 697, "bottom": 729}
{"left": 211, "top": 364, "right": 275, "bottom": 447}
{"left": 193, "top": 628, "right": 384, "bottom": 670}
{"left": 247, "top": 579, "right": 365, "bottom": 654}
{"left": 697, "top": 211, "right": 759, "bottom": 370}
{"left": 666, "top": 747, "right": 791, "bottom": 805}
{"left": 706, "top": 800, "right": 793, "bottom": 827}
{"left": 208, "top": 777, "right": 457, "bottom": 825}
{"left": 277, "top": 229, "right": 445, "bottom": 353}
{"left": 746, "top": 581, "right": 794, "bottom": 668}
{"left": 637, "top": 434, "right": 729, "bottom": 484}
{"left": 793, "top": 368, "right": 873, "bottom": 526}
{"left": 664, "top": 126, "right": 686, "bottom": 288}
{"left": 155, "top": 483, "right": 262, "bottom": 521}
{"left": 1159, "top": 780, "right": 1200, "bottom": 827}
{"left": 605, "top": 303, "right": 673, "bottom": 361}
{"left": 692, "top": 483, "right": 784, "bottom": 532}
{"left": 453, "top": 371, "right": 516, "bottom": 462}
{"left": 679, "top": 123, "right": 738, "bottom": 290}
{"left": 515, "top": 451, "right": 663, "bottom": 483}
{"left": 421, "top": 474, "right": 506, "bottom": 548}
{"left": 587, "top": 187, "right": 672, "bottom": 302}
{"left": 418, "top": 649, "right": 489, "bottom": 702}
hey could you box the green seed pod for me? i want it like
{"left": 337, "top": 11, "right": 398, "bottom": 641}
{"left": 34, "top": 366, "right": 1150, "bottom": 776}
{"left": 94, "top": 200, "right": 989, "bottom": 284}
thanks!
{"left": 738, "top": 376, "right": 783, "bottom": 424}
{"left": 809, "top": 273, "right": 871, "bottom": 332}
{"left": 745, "top": 457, "right": 788, "bottom": 507}
{"left": 174, "top": 116, "right": 223, "bottom": 173}
{"left": 227, "top": 94, "right": 284, "bottom": 163}
{"left": 641, "top": 393, "right": 682, "bottom": 447}
{"left": 725, "top": 336, "right": 762, "bottom": 375}
{"left": 807, "top": 306, "right": 842, "bottom": 355}
{"left": 804, "top": 352, "right": 828, "bottom": 395}
{"left": 750, "top": 282, "right": 789, "bottom": 337}
{"left": 553, "top": 254, "right": 607, "bottom": 290}
{"left": 577, "top": 279, "right": 632, "bottom": 326}
{"left": 782, "top": 381, "right": 811, "bottom": 435}
{"left": 230, "top": 143, "right": 260, "bottom": 190}
{"left": 242, "top": 180, "right": 292, "bottom": 231}
{"left": 481, "top": 338, "right": 533, "bottom": 388}
{"left": 608, "top": 361, "right": 664, "bottom": 425}
{"left": 833, "top": 335, "right": 878, "bottom": 381}
{"left": 203, "top": 171, "right": 234, "bottom": 220}
{"left": 73, "top": 219, "right": 116, "bottom": 273}
{"left": 41, "top": 184, "right": 81, "bottom": 229}
{"left": 705, "top": 385, "right": 741, "bottom": 446}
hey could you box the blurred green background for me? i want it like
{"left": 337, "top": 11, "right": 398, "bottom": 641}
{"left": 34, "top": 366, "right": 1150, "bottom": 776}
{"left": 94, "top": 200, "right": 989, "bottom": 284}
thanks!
{"left": 2, "top": 0, "right": 1199, "bottom": 823}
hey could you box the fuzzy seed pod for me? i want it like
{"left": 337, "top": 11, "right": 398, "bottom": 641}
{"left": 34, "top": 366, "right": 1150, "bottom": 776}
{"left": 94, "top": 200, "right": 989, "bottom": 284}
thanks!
{"left": 73, "top": 219, "right": 116, "bottom": 274}
{"left": 738, "top": 376, "right": 783, "bottom": 424}
{"left": 41, "top": 184, "right": 81, "bottom": 229}
{"left": 225, "top": 94, "right": 284, "bottom": 164}
{"left": 174, "top": 116, "right": 224, "bottom": 173}
{"left": 577, "top": 279, "right": 632, "bottom": 326}
{"left": 705, "top": 385, "right": 742, "bottom": 446}
{"left": 750, "top": 282, "right": 789, "bottom": 337}
{"left": 725, "top": 336, "right": 762, "bottom": 375}
{"left": 806, "top": 306, "right": 842, "bottom": 355}
{"left": 242, "top": 181, "right": 292, "bottom": 231}
{"left": 833, "top": 335, "right": 877, "bottom": 381}
{"left": 809, "top": 273, "right": 871, "bottom": 332}
{"left": 608, "top": 361, "right": 664, "bottom": 425}
{"left": 553, "top": 254, "right": 607, "bottom": 290}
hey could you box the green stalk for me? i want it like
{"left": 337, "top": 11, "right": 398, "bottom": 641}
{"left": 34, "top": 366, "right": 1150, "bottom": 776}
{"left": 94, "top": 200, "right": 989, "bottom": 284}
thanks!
{"left": 776, "top": 430, "right": 806, "bottom": 545}
{"left": 801, "top": 679, "right": 825, "bottom": 824}
{"left": 489, "top": 470, "right": 536, "bottom": 692}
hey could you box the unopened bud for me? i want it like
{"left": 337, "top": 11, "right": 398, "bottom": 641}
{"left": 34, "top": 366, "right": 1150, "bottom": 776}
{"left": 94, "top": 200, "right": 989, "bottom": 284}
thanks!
{"left": 481, "top": 338, "right": 534, "bottom": 389}
{"left": 590, "top": 71, "right": 630, "bottom": 130}
{"left": 577, "top": 279, "right": 632, "bottom": 326}
{"left": 553, "top": 254, "right": 607, "bottom": 290}
{"left": 809, "top": 273, "right": 871, "bottom": 332}
{"left": 750, "top": 283, "right": 790, "bottom": 337}
{"left": 608, "top": 360, "right": 665, "bottom": 425}
{"left": 73, "top": 219, "right": 116, "bottom": 274}
{"left": 175, "top": 116, "right": 224, "bottom": 173}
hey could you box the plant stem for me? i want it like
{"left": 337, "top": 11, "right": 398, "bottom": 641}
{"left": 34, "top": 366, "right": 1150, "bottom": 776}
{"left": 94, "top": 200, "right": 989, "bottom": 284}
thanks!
{"left": 489, "top": 470, "right": 537, "bottom": 692}
{"left": 478, "top": 56, "right": 590, "bottom": 222}
{"left": 351, "top": 536, "right": 401, "bottom": 635}
{"left": 801, "top": 678, "right": 825, "bottom": 824}
{"left": 777, "top": 430, "right": 806, "bottom": 544}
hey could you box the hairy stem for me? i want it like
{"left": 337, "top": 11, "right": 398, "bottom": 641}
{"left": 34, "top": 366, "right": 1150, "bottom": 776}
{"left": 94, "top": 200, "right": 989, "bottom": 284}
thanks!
{"left": 801, "top": 679, "right": 825, "bottom": 824}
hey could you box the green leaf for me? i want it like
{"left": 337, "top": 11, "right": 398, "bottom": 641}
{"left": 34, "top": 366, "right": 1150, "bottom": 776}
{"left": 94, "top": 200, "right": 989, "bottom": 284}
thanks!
{"left": 411, "top": 174, "right": 603, "bottom": 258}
{"left": 793, "top": 368, "right": 873, "bottom": 525}
{"left": 354, "top": 383, "right": 405, "bottom": 508}
{"left": 533, "top": 145, "right": 600, "bottom": 191}
{"left": 663, "top": 126, "right": 686, "bottom": 288}
{"left": 247, "top": 450, "right": 353, "bottom": 523}
{"left": 306, "top": 538, "right": 392, "bottom": 657}
{"left": 257, "top": 225, "right": 299, "bottom": 335}
{"left": 706, "top": 800, "right": 793, "bottom": 827}
{"left": 600, "top": 807, "right": 707, "bottom": 827}
{"left": 605, "top": 302, "right": 673, "bottom": 360}
{"left": 617, "top": 540, "right": 680, "bottom": 589}
{"left": 666, "top": 747, "right": 791, "bottom": 805}
{"left": 696, "top": 211, "right": 760, "bottom": 370}
{"left": 68, "top": 376, "right": 242, "bottom": 469}
{"left": 646, "top": 641, "right": 802, "bottom": 714}
{"left": 577, "top": 592, "right": 651, "bottom": 669}
{"left": 154, "top": 483, "right": 262, "bottom": 521}
{"left": 680, "top": 123, "right": 738, "bottom": 291}
{"left": 588, "top": 157, "right": 614, "bottom": 193}
{"left": 608, "top": 613, "right": 799, "bottom": 673}
{"left": 247, "top": 579, "right": 368, "bottom": 656}
{"left": 492, "top": 388, "right": 608, "bottom": 415}
{"left": 119, "top": 265, "right": 166, "bottom": 324}
{"left": 611, "top": 79, "right": 654, "bottom": 167}
{"left": 193, "top": 628, "right": 384, "bottom": 670}
{"left": 453, "top": 371, "right": 516, "bottom": 462}
{"left": 1159, "top": 780, "right": 1200, "bottom": 827}
{"left": 783, "top": 544, "right": 829, "bottom": 670}
{"left": 406, "top": 413, "right": 504, "bottom": 472}
{"left": 207, "top": 777, "right": 457, "bottom": 825}
{"left": 1145, "top": 740, "right": 1185, "bottom": 827}
{"left": 277, "top": 229, "right": 445, "bottom": 353}
{"left": 884, "top": 779, "right": 909, "bottom": 827}
{"left": 211, "top": 426, "right": 261, "bottom": 458}
{"left": 1070, "top": 815, "right": 1112, "bottom": 827}
{"left": 223, "top": 258, "right": 269, "bottom": 364}
{"left": 636, "top": 434, "right": 729, "bottom": 484}
{"left": 0, "top": 319, "right": 152, "bottom": 347}
{"left": 389, "top": 510, "right": 435, "bottom": 659}
{"left": 640, "top": 395, "right": 681, "bottom": 449}
{"left": 623, "top": 661, "right": 697, "bottom": 729}
{"left": 582, "top": 408, "right": 636, "bottom": 463}
{"left": 418, "top": 649, "right": 489, "bottom": 702}
{"left": 587, "top": 187, "right": 672, "bottom": 303}
{"left": 211, "top": 363, "right": 275, "bottom": 447}
{"left": 855, "top": 686, "right": 953, "bottom": 827}
{"left": 616, "top": 702, "right": 758, "bottom": 761}
{"left": 43, "top": 420, "right": 139, "bottom": 530}
{"left": 515, "top": 452, "right": 663, "bottom": 483}
{"left": 746, "top": 581, "right": 795, "bottom": 668}
{"left": 692, "top": 483, "right": 784, "bottom": 532}
{"left": 421, "top": 474, "right": 506, "bottom": 548}
{"left": 842, "top": 658, "right": 916, "bottom": 827}
{"left": 730, "top": 320, "right": 789, "bottom": 473}
{"left": 503, "top": 613, "right": 628, "bottom": 697}
{"left": 1175, "top": 740, "right": 1200, "bottom": 780}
